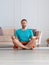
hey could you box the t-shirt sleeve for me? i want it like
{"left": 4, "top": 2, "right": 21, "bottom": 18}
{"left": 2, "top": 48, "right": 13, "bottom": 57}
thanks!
{"left": 14, "top": 31, "right": 19, "bottom": 38}
{"left": 30, "top": 30, "right": 34, "bottom": 38}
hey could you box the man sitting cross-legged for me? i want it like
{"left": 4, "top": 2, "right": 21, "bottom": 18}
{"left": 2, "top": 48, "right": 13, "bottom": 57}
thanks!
{"left": 11, "top": 19, "right": 39, "bottom": 50}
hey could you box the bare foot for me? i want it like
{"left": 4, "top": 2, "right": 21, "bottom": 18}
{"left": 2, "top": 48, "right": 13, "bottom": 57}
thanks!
{"left": 18, "top": 47, "right": 23, "bottom": 50}
{"left": 18, "top": 46, "right": 33, "bottom": 50}
{"left": 23, "top": 46, "right": 33, "bottom": 50}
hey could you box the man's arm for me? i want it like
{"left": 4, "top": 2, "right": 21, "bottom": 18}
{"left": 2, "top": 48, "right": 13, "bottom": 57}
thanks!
{"left": 31, "top": 36, "right": 39, "bottom": 40}
{"left": 11, "top": 36, "right": 18, "bottom": 40}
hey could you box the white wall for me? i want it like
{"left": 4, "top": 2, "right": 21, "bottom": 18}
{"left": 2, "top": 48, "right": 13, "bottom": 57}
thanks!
{"left": 0, "top": 0, "right": 49, "bottom": 45}
{"left": 15, "top": 0, "right": 39, "bottom": 29}
{"left": 0, "top": 0, "right": 15, "bottom": 28}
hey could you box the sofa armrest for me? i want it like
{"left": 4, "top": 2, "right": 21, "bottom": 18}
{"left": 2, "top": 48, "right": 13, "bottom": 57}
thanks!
{"left": 35, "top": 31, "right": 42, "bottom": 45}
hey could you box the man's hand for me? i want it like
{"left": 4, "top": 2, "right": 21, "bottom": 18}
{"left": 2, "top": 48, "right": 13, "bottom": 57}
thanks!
{"left": 31, "top": 36, "right": 39, "bottom": 40}
{"left": 11, "top": 36, "right": 16, "bottom": 40}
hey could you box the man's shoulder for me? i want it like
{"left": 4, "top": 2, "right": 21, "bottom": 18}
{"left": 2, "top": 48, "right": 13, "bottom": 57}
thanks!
{"left": 27, "top": 29, "right": 32, "bottom": 31}
{"left": 15, "top": 29, "right": 21, "bottom": 32}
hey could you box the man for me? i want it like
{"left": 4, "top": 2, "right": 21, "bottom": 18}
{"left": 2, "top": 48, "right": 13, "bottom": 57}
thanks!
{"left": 11, "top": 19, "right": 38, "bottom": 50}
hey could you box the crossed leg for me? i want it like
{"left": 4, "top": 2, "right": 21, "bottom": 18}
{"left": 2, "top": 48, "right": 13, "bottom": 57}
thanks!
{"left": 11, "top": 36, "right": 36, "bottom": 50}
{"left": 25, "top": 39, "right": 36, "bottom": 49}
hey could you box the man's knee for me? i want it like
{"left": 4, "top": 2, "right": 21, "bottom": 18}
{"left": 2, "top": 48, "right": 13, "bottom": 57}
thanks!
{"left": 31, "top": 38, "right": 35, "bottom": 42}
{"left": 12, "top": 38, "right": 19, "bottom": 44}
{"left": 11, "top": 36, "right": 16, "bottom": 40}
{"left": 30, "top": 39, "right": 36, "bottom": 45}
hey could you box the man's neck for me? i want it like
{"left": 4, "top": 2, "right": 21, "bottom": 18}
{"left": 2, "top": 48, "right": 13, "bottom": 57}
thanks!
{"left": 22, "top": 27, "right": 27, "bottom": 30}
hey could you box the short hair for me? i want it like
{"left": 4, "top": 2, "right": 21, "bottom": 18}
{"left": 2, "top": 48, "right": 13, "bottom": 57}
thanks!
{"left": 21, "top": 19, "right": 27, "bottom": 23}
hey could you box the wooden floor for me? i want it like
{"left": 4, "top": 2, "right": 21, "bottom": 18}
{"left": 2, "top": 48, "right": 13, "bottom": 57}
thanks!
{"left": 0, "top": 47, "right": 49, "bottom": 65}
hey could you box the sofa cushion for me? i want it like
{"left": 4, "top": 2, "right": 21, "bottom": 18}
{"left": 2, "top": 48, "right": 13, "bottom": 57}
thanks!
{"left": 0, "top": 36, "right": 12, "bottom": 42}
{"left": 0, "top": 42, "right": 13, "bottom": 48}
{"left": 3, "top": 29, "right": 14, "bottom": 36}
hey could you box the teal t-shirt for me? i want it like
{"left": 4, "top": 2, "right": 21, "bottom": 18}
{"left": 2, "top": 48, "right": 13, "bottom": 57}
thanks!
{"left": 14, "top": 29, "right": 34, "bottom": 42}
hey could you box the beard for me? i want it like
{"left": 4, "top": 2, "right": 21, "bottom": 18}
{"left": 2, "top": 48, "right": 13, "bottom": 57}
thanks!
{"left": 22, "top": 26, "right": 26, "bottom": 29}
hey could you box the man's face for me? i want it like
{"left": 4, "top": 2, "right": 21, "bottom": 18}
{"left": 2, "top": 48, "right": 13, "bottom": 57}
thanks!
{"left": 21, "top": 21, "right": 27, "bottom": 28}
